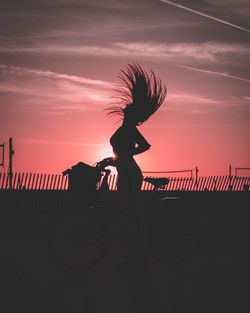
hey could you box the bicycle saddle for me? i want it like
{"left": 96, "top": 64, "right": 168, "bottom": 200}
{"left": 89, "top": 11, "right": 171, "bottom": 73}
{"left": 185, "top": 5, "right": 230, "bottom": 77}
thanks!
{"left": 144, "top": 177, "right": 169, "bottom": 189}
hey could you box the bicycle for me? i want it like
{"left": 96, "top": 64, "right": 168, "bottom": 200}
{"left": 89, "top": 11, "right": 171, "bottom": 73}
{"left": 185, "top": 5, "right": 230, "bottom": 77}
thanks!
{"left": 48, "top": 158, "right": 200, "bottom": 269}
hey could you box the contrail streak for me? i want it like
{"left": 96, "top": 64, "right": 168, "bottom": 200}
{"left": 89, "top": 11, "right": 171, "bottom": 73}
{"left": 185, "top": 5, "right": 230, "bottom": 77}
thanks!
{"left": 160, "top": 0, "right": 250, "bottom": 33}
{"left": 176, "top": 64, "right": 250, "bottom": 84}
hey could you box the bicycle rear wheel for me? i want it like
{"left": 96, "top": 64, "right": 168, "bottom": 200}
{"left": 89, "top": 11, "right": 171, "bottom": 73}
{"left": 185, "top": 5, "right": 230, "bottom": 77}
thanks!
{"left": 147, "top": 206, "right": 199, "bottom": 264}
{"left": 48, "top": 209, "right": 110, "bottom": 269}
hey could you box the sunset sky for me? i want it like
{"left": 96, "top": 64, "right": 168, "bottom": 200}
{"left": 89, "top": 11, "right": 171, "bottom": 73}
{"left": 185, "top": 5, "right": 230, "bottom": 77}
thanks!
{"left": 1, "top": 0, "right": 250, "bottom": 176}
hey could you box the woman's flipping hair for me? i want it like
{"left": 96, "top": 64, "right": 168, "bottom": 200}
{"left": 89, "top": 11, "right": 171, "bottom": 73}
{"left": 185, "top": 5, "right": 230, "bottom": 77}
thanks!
{"left": 107, "top": 63, "right": 167, "bottom": 124}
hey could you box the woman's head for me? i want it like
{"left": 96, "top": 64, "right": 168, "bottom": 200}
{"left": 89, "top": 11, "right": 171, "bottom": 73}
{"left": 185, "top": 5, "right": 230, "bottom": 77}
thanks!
{"left": 106, "top": 63, "right": 167, "bottom": 125}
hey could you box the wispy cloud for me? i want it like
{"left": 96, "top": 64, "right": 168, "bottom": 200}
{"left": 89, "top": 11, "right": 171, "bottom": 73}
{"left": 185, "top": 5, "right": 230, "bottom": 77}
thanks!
{"left": 166, "top": 92, "right": 250, "bottom": 115}
{"left": 49, "top": 0, "right": 134, "bottom": 10}
{"left": 115, "top": 41, "right": 250, "bottom": 62}
{"left": 176, "top": 64, "right": 250, "bottom": 84}
{"left": 168, "top": 93, "right": 221, "bottom": 105}
{"left": 1, "top": 41, "right": 249, "bottom": 64}
{"left": 160, "top": 0, "right": 250, "bottom": 33}
{"left": 0, "top": 64, "right": 113, "bottom": 114}
{"left": 163, "top": 92, "right": 249, "bottom": 116}
{"left": 0, "top": 64, "right": 112, "bottom": 88}
{"left": 24, "top": 20, "right": 192, "bottom": 41}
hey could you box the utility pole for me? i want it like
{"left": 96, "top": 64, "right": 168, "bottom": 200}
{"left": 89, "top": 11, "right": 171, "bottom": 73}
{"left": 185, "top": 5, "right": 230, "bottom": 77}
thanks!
{"left": 9, "top": 137, "right": 14, "bottom": 190}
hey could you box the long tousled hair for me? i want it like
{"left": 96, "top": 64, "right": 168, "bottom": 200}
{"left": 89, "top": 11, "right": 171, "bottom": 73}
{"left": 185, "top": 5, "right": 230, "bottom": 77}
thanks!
{"left": 106, "top": 63, "right": 167, "bottom": 124}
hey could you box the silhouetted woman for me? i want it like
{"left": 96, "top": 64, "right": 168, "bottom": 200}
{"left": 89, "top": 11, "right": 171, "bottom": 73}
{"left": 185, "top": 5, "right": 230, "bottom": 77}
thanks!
{"left": 104, "top": 64, "right": 167, "bottom": 266}
{"left": 107, "top": 64, "right": 166, "bottom": 206}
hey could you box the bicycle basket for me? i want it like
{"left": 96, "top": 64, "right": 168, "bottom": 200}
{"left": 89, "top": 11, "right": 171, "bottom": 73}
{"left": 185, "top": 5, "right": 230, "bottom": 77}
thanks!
{"left": 63, "top": 162, "right": 101, "bottom": 194}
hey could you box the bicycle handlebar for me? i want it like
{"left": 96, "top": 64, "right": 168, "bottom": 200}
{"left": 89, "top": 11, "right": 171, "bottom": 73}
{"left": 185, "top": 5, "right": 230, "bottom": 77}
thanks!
{"left": 95, "top": 157, "right": 116, "bottom": 169}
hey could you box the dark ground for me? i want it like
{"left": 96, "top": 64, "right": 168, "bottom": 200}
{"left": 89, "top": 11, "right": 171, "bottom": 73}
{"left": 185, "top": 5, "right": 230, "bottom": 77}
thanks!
{"left": 0, "top": 191, "right": 249, "bottom": 313}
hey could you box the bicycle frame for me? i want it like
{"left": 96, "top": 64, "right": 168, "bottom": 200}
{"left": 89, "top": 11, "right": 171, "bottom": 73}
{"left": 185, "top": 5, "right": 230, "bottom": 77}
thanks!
{"left": 48, "top": 159, "right": 200, "bottom": 269}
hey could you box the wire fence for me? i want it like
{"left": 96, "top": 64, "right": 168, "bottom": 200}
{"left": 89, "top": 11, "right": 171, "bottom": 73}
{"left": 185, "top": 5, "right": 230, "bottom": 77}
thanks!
{"left": 0, "top": 172, "right": 249, "bottom": 191}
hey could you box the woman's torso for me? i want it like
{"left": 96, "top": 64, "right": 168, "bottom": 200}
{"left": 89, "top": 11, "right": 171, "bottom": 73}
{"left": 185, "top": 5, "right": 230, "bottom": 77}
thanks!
{"left": 110, "top": 125, "right": 137, "bottom": 159}
{"left": 111, "top": 125, "right": 143, "bottom": 190}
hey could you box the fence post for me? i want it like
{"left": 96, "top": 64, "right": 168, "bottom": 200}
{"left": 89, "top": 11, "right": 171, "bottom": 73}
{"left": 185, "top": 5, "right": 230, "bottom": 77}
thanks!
{"left": 229, "top": 164, "right": 232, "bottom": 191}
{"left": 195, "top": 166, "right": 199, "bottom": 190}
{"left": 9, "top": 137, "right": 14, "bottom": 190}
{"left": 0, "top": 143, "right": 4, "bottom": 167}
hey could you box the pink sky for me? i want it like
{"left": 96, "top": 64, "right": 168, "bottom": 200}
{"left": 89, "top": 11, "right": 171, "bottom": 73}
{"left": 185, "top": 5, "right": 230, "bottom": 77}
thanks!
{"left": 1, "top": 0, "right": 250, "bottom": 176}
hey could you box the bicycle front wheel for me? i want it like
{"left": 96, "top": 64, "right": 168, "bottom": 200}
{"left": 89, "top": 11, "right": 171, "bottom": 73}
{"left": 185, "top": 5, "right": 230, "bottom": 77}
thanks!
{"left": 48, "top": 209, "right": 110, "bottom": 269}
{"left": 147, "top": 207, "right": 199, "bottom": 264}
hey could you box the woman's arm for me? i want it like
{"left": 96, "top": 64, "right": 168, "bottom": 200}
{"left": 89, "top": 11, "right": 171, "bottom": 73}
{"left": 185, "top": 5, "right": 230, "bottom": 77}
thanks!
{"left": 132, "top": 128, "right": 151, "bottom": 155}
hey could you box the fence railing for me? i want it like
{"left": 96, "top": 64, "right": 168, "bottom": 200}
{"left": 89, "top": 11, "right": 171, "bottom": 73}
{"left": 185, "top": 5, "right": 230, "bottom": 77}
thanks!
{"left": 0, "top": 172, "right": 68, "bottom": 191}
{"left": 0, "top": 172, "right": 249, "bottom": 191}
